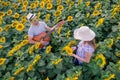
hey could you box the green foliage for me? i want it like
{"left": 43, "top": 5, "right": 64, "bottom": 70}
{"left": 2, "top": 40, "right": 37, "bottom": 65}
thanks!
{"left": 0, "top": 0, "right": 120, "bottom": 80}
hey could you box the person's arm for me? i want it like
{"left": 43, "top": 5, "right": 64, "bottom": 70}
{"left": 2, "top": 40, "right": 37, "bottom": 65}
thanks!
{"left": 45, "top": 26, "right": 53, "bottom": 31}
{"left": 44, "top": 21, "right": 64, "bottom": 32}
{"left": 28, "top": 36, "right": 37, "bottom": 44}
{"left": 71, "top": 52, "right": 92, "bottom": 63}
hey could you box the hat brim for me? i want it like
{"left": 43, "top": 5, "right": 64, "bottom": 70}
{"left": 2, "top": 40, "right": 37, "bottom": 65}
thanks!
{"left": 74, "top": 28, "right": 96, "bottom": 41}
{"left": 30, "top": 14, "right": 36, "bottom": 20}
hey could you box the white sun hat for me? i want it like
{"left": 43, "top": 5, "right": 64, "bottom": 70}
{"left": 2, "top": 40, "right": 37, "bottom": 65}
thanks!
{"left": 74, "top": 26, "right": 96, "bottom": 41}
{"left": 26, "top": 13, "right": 36, "bottom": 21}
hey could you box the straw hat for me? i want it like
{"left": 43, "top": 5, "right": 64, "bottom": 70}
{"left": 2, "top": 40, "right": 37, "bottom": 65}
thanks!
{"left": 26, "top": 13, "right": 36, "bottom": 21}
{"left": 74, "top": 26, "right": 96, "bottom": 41}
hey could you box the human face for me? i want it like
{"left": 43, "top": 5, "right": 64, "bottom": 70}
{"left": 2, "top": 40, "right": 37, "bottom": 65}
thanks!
{"left": 30, "top": 17, "right": 39, "bottom": 25}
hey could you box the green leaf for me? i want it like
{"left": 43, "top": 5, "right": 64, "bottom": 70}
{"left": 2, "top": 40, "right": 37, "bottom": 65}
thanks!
{"left": 75, "top": 11, "right": 81, "bottom": 18}
{"left": 112, "top": 26, "right": 120, "bottom": 32}
{"left": 27, "top": 71, "right": 35, "bottom": 77}
{"left": 37, "top": 60, "right": 45, "bottom": 66}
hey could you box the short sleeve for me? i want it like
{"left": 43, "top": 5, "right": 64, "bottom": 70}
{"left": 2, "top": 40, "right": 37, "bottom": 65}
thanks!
{"left": 28, "top": 28, "right": 33, "bottom": 37}
{"left": 85, "top": 45, "right": 94, "bottom": 53}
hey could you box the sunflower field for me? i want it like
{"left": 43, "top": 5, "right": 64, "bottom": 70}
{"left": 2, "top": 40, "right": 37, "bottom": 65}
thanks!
{"left": 0, "top": 0, "right": 120, "bottom": 80}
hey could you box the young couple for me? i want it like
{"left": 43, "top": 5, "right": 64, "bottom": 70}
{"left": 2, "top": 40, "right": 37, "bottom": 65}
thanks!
{"left": 27, "top": 13, "right": 96, "bottom": 65}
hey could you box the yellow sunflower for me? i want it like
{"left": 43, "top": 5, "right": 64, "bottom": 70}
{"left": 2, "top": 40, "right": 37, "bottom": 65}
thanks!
{"left": 7, "top": 50, "right": 14, "bottom": 56}
{"left": 45, "top": 14, "right": 51, "bottom": 21}
{"left": 1, "top": 1, "right": 5, "bottom": 7}
{"left": 0, "top": 36, "right": 6, "bottom": 43}
{"left": 32, "top": 54, "right": 41, "bottom": 65}
{"left": 35, "top": 1, "right": 39, "bottom": 6}
{"left": 0, "top": 27, "right": 3, "bottom": 33}
{"left": 96, "top": 18, "right": 104, "bottom": 27}
{"left": 54, "top": 10, "right": 62, "bottom": 16}
{"left": 15, "top": 63, "right": 19, "bottom": 67}
{"left": 0, "top": 58, "right": 6, "bottom": 66}
{"left": 35, "top": 42, "right": 41, "bottom": 49}
{"left": 86, "top": 13, "right": 90, "bottom": 18}
{"left": 0, "top": 11, "right": 5, "bottom": 17}
{"left": 78, "top": 0, "right": 83, "bottom": 5}
{"left": 66, "top": 30, "right": 71, "bottom": 38}
{"left": 57, "top": 25, "right": 62, "bottom": 35}
{"left": 13, "top": 13, "right": 20, "bottom": 18}
{"left": 45, "top": 77, "right": 49, "bottom": 80}
{"left": 30, "top": 3, "right": 36, "bottom": 9}
{"left": 4, "top": 25, "right": 10, "bottom": 32}
{"left": 105, "top": 38, "right": 114, "bottom": 48}
{"left": 23, "top": 1, "right": 28, "bottom": 6}
{"left": 57, "top": 0, "right": 61, "bottom": 5}
{"left": 24, "top": 35, "right": 28, "bottom": 39}
{"left": 18, "top": 0, "right": 23, "bottom": 4}
{"left": 12, "top": 20, "right": 19, "bottom": 28}
{"left": 66, "top": 77, "right": 71, "bottom": 80}
{"left": 92, "top": 10, "right": 100, "bottom": 16}
{"left": 20, "top": 39, "right": 28, "bottom": 46}
{"left": 62, "top": 46, "right": 73, "bottom": 55}
{"left": 104, "top": 74, "right": 115, "bottom": 80}
{"left": 26, "top": 64, "right": 34, "bottom": 72}
{"left": 22, "top": 5, "right": 26, "bottom": 11}
{"left": 67, "top": 40, "right": 76, "bottom": 47}
{"left": 37, "top": 12, "right": 41, "bottom": 19}
{"left": 12, "top": 4, "right": 18, "bottom": 9}
{"left": 46, "top": 3, "right": 53, "bottom": 9}
{"left": 10, "top": 77, "right": 15, "bottom": 80}
{"left": 52, "top": 58, "right": 63, "bottom": 65}
{"left": 22, "top": 15, "right": 26, "bottom": 19}
{"left": 21, "top": 19, "right": 26, "bottom": 24}
{"left": 13, "top": 45, "right": 21, "bottom": 51}
{"left": 94, "top": 2, "right": 101, "bottom": 10}
{"left": 0, "top": 17, "right": 2, "bottom": 25}
{"left": 67, "top": 16, "right": 73, "bottom": 21}
{"left": 46, "top": 45, "right": 52, "bottom": 54}
{"left": 40, "top": 1, "right": 45, "bottom": 8}
{"left": 16, "top": 23, "right": 24, "bottom": 31}
{"left": 29, "top": 45, "right": 34, "bottom": 55}
{"left": 95, "top": 53, "right": 106, "bottom": 68}
{"left": 66, "top": 0, "right": 70, "bottom": 4}
{"left": 57, "top": 5, "right": 64, "bottom": 11}
{"left": 117, "top": 61, "right": 120, "bottom": 70}
{"left": 86, "top": 1, "right": 90, "bottom": 6}
{"left": 117, "top": 36, "right": 120, "bottom": 40}
{"left": 35, "top": 54, "right": 41, "bottom": 61}
{"left": 7, "top": 9, "right": 12, "bottom": 16}
{"left": 6, "top": 1, "right": 10, "bottom": 6}
{"left": 0, "top": 45, "right": 3, "bottom": 49}
{"left": 13, "top": 67, "right": 24, "bottom": 75}
{"left": 115, "top": 50, "right": 120, "bottom": 57}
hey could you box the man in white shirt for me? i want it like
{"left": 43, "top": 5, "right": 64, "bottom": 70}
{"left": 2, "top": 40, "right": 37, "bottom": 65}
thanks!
{"left": 26, "top": 13, "right": 53, "bottom": 48}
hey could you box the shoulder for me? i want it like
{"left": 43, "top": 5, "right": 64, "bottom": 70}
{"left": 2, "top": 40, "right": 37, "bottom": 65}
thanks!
{"left": 39, "top": 21, "right": 46, "bottom": 24}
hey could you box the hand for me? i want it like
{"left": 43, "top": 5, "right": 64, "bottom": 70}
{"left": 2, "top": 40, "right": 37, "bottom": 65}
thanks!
{"left": 40, "top": 40, "right": 46, "bottom": 45}
{"left": 52, "top": 20, "right": 65, "bottom": 31}
{"left": 71, "top": 46, "right": 76, "bottom": 51}
{"left": 68, "top": 53, "right": 74, "bottom": 56}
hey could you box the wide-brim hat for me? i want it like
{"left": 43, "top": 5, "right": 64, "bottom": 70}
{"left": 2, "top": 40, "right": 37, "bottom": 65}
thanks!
{"left": 26, "top": 13, "right": 36, "bottom": 21}
{"left": 74, "top": 26, "right": 96, "bottom": 41}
